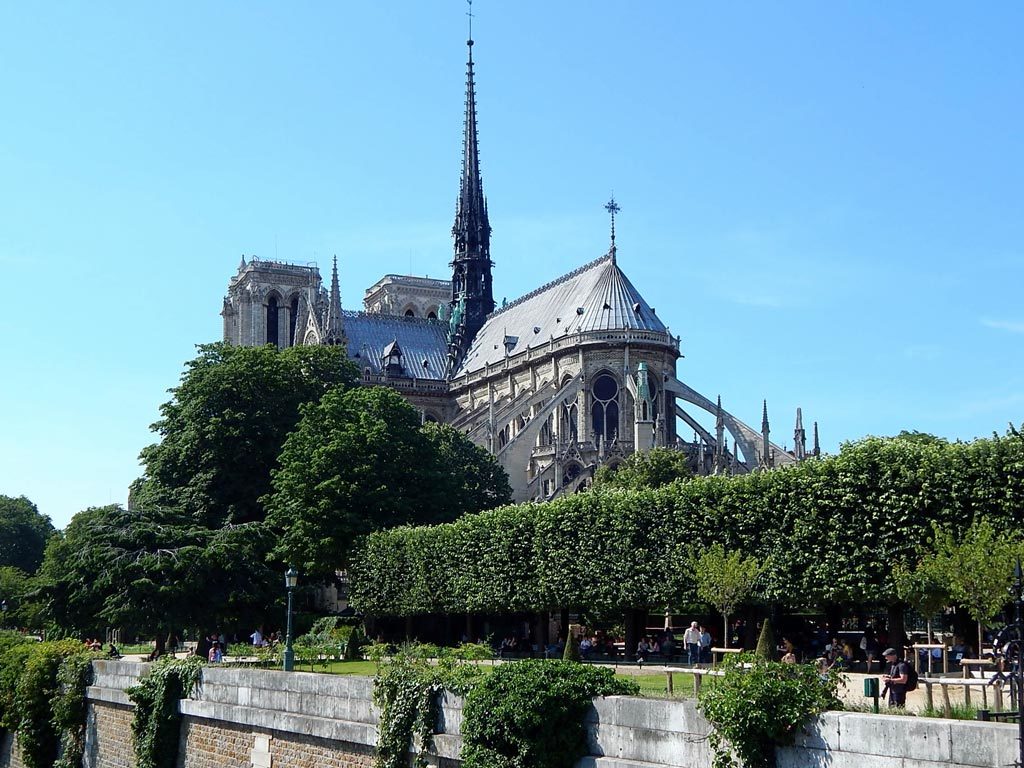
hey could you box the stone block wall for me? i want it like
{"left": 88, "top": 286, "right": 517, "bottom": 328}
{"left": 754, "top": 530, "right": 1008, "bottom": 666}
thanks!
{"left": 61, "top": 661, "right": 1020, "bottom": 768}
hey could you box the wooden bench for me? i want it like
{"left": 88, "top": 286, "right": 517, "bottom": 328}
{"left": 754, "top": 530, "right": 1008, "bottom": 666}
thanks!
{"left": 920, "top": 676, "right": 1004, "bottom": 715}
{"left": 960, "top": 658, "right": 997, "bottom": 678}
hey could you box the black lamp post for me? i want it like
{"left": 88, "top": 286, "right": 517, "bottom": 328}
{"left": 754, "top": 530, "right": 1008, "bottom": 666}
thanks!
{"left": 991, "top": 558, "right": 1024, "bottom": 768}
{"left": 1, "top": 599, "right": 7, "bottom": 629}
{"left": 283, "top": 567, "right": 298, "bottom": 672}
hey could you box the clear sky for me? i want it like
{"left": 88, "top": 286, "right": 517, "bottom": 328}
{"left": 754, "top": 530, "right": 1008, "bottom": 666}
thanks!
{"left": 1, "top": 2, "right": 1021, "bottom": 530}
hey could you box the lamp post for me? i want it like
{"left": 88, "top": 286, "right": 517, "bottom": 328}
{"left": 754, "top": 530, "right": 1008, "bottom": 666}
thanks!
{"left": 283, "top": 567, "right": 298, "bottom": 672}
{"left": 1, "top": 600, "right": 7, "bottom": 630}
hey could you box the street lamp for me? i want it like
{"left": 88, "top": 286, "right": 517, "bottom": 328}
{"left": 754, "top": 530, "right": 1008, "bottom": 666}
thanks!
{"left": 283, "top": 567, "right": 298, "bottom": 672}
{"left": 1, "top": 600, "right": 7, "bottom": 629}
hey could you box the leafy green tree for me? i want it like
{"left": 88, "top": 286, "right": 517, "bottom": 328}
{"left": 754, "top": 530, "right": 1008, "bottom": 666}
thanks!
{"left": 0, "top": 567, "right": 37, "bottom": 629}
{"left": 421, "top": 422, "right": 511, "bottom": 515}
{"left": 0, "top": 496, "right": 54, "bottom": 573}
{"left": 592, "top": 447, "right": 692, "bottom": 491}
{"left": 136, "top": 342, "right": 358, "bottom": 526}
{"left": 893, "top": 558, "right": 950, "bottom": 644}
{"left": 40, "top": 505, "right": 278, "bottom": 646}
{"left": 924, "top": 519, "right": 1021, "bottom": 653}
{"left": 266, "top": 387, "right": 493, "bottom": 579}
{"left": 691, "top": 544, "right": 763, "bottom": 648}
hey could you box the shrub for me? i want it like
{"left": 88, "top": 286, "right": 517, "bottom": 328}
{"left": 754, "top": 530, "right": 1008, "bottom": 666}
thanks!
{"left": 698, "top": 655, "right": 841, "bottom": 768}
{"left": 460, "top": 659, "right": 638, "bottom": 768}
{"left": 754, "top": 619, "right": 776, "bottom": 662}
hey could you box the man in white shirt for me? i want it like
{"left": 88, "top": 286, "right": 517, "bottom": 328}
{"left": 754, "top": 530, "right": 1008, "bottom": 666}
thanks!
{"left": 683, "top": 621, "right": 702, "bottom": 666}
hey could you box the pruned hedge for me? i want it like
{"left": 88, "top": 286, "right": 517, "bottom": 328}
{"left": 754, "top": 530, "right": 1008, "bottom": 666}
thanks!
{"left": 349, "top": 430, "right": 1024, "bottom": 616}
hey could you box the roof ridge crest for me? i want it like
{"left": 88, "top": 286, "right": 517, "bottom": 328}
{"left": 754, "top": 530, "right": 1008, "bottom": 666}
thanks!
{"left": 486, "top": 252, "right": 613, "bottom": 319}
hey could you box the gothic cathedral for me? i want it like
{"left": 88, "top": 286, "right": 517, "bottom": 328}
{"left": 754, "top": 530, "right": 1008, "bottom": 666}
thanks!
{"left": 221, "top": 36, "right": 819, "bottom": 502}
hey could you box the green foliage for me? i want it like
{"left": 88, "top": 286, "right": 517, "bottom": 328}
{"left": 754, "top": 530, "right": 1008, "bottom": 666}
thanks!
{"left": 351, "top": 429, "right": 1024, "bottom": 617}
{"left": 460, "top": 659, "right": 639, "bottom": 768}
{"left": 592, "top": 447, "right": 693, "bottom": 491}
{"left": 693, "top": 544, "right": 763, "bottom": 623}
{"left": 563, "top": 626, "right": 581, "bottom": 662}
{"left": 0, "top": 496, "right": 54, "bottom": 574}
{"left": 12, "top": 639, "right": 91, "bottom": 768}
{"left": 754, "top": 619, "right": 776, "bottom": 662}
{"left": 421, "top": 422, "right": 512, "bottom": 516}
{"left": 0, "top": 633, "right": 36, "bottom": 731}
{"left": 267, "top": 386, "right": 506, "bottom": 579}
{"left": 40, "top": 504, "right": 276, "bottom": 637}
{"left": 52, "top": 652, "right": 95, "bottom": 768}
{"left": 372, "top": 643, "right": 487, "bottom": 768}
{"left": 137, "top": 341, "right": 358, "bottom": 527}
{"left": 698, "top": 655, "right": 841, "bottom": 768}
{"left": 127, "top": 656, "right": 204, "bottom": 768}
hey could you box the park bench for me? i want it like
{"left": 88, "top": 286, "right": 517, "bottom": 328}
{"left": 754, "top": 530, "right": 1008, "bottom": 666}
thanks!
{"left": 912, "top": 643, "right": 949, "bottom": 675}
{"left": 960, "top": 658, "right": 997, "bottom": 678}
{"left": 919, "top": 676, "right": 1006, "bottom": 715}
{"left": 710, "top": 647, "right": 742, "bottom": 665}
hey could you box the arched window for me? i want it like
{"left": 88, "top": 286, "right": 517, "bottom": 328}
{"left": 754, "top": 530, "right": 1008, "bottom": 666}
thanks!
{"left": 561, "top": 398, "right": 578, "bottom": 443}
{"left": 539, "top": 414, "right": 553, "bottom": 447}
{"left": 266, "top": 296, "right": 279, "bottom": 347}
{"left": 427, "top": 311, "right": 437, "bottom": 320}
{"left": 288, "top": 296, "right": 299, "bottom": 346}
{"left": 591, "top": 372, "right": 619, "bottom": 441}
{"left": 404, "top": 309, "right": 415, "bottom": 317}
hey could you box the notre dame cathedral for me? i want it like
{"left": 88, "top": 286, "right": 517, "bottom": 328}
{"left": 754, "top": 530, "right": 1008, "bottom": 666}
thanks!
{"left": 221, "top": 35, "right": 819, "bottom": 502}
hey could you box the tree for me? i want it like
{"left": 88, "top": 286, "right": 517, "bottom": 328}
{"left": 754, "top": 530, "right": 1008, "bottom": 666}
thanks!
{"left": 754, "top": 618, "right": 776, "bottom": 662}
{"left": 592, "top": 448, "right": 692, "bottom": 491}
{"left": 0, "top": 496, "right": 54, "bottom": 573}
{"left": 40, "top": 505, "right": 279, "bottom": 645}
{"left": 266, "top": 387, "right": 497, "bottom": 580}
{"left": 691, "top": 544, "right": 763, "bottom": 648}
{"left": 893, "top": 559, "right": 950, "bottom": 644}
{"left": 136, "top": 342, "right": 358, "bottom": 527}
{"left": 421, "top": 422, "right": 512, "bottom": 515}
{"left": 924, "top": 519, "right": 1020, "bottom": 654}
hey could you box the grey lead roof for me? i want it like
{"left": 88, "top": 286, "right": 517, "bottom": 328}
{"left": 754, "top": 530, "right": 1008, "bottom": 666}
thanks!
{"left": 455, "top": 253, "right": 669, "bottom": 377}
{"left": 344, "top": 311, "right": 448, "bottom": 380}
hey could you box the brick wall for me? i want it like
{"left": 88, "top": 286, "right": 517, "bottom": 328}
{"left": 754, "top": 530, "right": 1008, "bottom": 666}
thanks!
{"left": 177, "top": 718, "right": 252, "bottom": 768}
{"left": 83, "top": 700, "right": 135, "bottom": 768}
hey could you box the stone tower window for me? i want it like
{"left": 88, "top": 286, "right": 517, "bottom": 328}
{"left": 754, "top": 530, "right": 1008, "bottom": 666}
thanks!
{"left": 405, "top": 309, "right": 415, "bottom": 317}
{"left": 591, "top": 372, "right": 619, "bottom": 442}
{"left": 266, "top": 296, "right": 280, "bottom": 347}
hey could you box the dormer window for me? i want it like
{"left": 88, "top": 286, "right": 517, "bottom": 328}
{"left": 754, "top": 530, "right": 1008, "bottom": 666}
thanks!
{"left": 382, "top": 340, "right": 405, "bottom": 377}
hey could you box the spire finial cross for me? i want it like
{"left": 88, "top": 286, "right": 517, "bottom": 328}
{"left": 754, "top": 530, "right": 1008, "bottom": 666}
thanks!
{"left": 604, "top": 195, "right": 621, "bottom": 254}
{"left": 467, "top": 0, "right": 474, "bottom": 44}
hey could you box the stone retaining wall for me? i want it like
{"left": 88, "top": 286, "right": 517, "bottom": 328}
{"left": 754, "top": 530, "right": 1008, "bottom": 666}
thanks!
{"left": 1, "top": 661, "right": 1013, "bottom": 768}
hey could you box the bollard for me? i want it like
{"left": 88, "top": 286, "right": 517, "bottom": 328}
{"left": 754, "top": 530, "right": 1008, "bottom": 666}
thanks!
{"left": 863, "top": 677, "right": 880, "bottom": 714}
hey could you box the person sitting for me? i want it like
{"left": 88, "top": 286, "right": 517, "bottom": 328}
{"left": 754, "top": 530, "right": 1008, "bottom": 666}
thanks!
{"left": 107, "top": 643, "right": 121, "bottom": 659}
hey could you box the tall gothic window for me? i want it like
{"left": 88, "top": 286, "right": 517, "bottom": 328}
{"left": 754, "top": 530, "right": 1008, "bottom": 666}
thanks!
{"left": 561, "top": 398, "right": 578, "bottom": 443}
{"left": 591, "top": 372, "right": 619, "bottom": 441}
{"left": 288, "top": 296, "right": 299, "bottom": 346}
{"left": 266, "top": 296, "right": 279, "bottom": 347}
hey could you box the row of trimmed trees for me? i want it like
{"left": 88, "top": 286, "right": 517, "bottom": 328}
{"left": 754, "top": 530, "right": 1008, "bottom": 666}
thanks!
{"left": 350, "top": 429, "right": 1024, "bottom": 647}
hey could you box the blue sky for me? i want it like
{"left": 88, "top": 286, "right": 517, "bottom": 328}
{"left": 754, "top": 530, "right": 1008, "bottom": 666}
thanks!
{"left": 1, "top": 2, "right": 1021, "bottom": 530}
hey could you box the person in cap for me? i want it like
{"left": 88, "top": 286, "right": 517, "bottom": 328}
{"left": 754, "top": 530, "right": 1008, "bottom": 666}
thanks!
{"left": 881, "top": 647, "right": 910, "bottom": 707}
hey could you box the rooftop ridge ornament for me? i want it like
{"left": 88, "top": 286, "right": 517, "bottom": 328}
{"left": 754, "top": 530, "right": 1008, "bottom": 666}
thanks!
{"left": 605, "top": 195, "right": 621, "bottom": 263}
{"left": 467, "top": 0, "right": 474, "bottom": 45}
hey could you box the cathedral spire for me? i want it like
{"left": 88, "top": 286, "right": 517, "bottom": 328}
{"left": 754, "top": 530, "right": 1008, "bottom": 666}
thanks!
{"left": 324, "top": 255, "right": 345, "bottom": 345}
{"left": 605, "top": 196, "right": 620, "bottom": 264}
{"left": 760, "top": 399, "right": 772, "bottom": 469}
{"left": 447, "top": 4, "right": 495, "bottom": 376}
{"left": 813, "top": 421, "right": 821, "bottom": 457}
{"left": 794, "top": 407, "right": 807, "bottom": 461}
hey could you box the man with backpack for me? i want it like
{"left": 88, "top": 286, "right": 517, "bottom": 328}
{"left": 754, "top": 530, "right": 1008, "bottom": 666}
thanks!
{"left": 881, "top": 647, "right": 916, "bottom": 707}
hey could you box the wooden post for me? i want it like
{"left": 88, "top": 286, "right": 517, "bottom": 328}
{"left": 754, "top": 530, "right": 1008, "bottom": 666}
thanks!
{"left": 995, "top": 682, "right": 1004, "bottom": 712}
{"left": 924, "top": 682, "right": 934, "bottom": 711}
{"left": 694, "top": 671, "right": 702, "bottom": 696}
{"left": 942, "top": 684, "right": 952, "bottom": 717}
{"left": 942, "top": 646, "right": 948, "bottom": 675}
{"left": 982, "top": 681, "right": 988, "bottom": 709}
{"left": 666, "top": 671, "right": 674, "bottom": 697}
{"left": 964, "top": 683, "right": 971, "bottom": 707}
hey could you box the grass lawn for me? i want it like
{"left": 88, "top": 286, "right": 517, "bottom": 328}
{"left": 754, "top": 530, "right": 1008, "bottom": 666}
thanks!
{"left": 283, "top": 659, "right": 694, "bottom": 699}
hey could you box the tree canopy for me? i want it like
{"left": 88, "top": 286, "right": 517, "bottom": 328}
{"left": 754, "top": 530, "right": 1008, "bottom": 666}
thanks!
{"left": 350, "top": 428, "right": 1024, "bottom": 618}
{"left": 591, "top": 447, "right": 692, "bottom": 491}
{"left": 265, "top": 386, "right": 511, "bottom": 579}
{"left": 40, "top": 505, "right": 278, "bottom": 638}
{"left": 135, "top": 342, "right": 359, "bottom": 526}
{"left": 0, "top": 496, "right": 54, "bottom": 574}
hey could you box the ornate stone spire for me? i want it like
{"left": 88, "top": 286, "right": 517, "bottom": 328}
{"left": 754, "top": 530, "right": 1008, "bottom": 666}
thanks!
{"left": 794, "top": 407, "right": 807, "bottom": 461}
{"left": 813, "top": 421, "right": 821, "bottom": 457}
{"left": 605, "top": 196, "right": 620, "bottom": 264}
{"left": 760, "top": 400, "right": 772, "bottom": 469}
{"left": 447, "top": 9, "right": 495, "bottom": 375}
{"left": 323, "top": 255, "right": 345, "bottom": 346}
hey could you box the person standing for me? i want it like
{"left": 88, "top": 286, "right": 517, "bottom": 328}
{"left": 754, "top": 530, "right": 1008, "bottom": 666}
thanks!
{"left": 683, "top": 621, "right": 701, "bottom": 666}
{"left": 881, "top": 647, "right": 910, "bottom": 707}
{"left": 699, "top": 625, "right": 712, "bottom": 664}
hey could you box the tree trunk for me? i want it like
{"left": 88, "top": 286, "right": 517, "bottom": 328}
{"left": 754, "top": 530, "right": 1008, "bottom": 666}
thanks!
{"left": 887, "top": 603, "right": 906, "bottom": 656}
{"left": 723, "top": 614, "right": 729, "bottom": 649}
{"left": 154, "top": 634, "right": 166, "bottom": 658}
{"left": 977, "top": 620, "right": 984, "bottom": 659}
